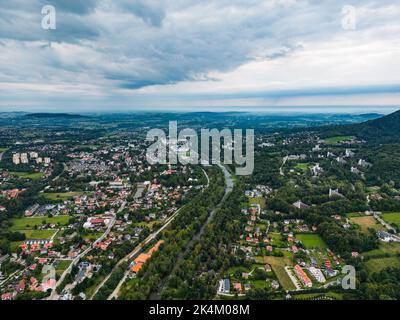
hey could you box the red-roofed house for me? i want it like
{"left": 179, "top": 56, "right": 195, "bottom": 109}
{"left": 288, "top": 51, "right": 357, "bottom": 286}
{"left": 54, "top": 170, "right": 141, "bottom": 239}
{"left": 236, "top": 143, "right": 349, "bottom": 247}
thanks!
{"left": 1, "top": 292, "right": 13, "bottom": 300}
{"left": 233, "top": 282, "right": 243, "bottom": 293}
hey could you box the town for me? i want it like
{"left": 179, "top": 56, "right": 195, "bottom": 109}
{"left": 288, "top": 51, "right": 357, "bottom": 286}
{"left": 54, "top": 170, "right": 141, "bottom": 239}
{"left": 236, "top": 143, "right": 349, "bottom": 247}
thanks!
{"left": 1, "top": 111, "right": 400, "bottom": 301}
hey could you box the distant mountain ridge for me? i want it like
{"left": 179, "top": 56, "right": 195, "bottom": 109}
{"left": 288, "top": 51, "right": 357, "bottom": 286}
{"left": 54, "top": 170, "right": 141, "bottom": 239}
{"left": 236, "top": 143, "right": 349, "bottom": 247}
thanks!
{"left": 318, "top": 109, "right": 400, "bottom": 142}
{"left": 24, "top": 113, "right": 87, "bottom": 119}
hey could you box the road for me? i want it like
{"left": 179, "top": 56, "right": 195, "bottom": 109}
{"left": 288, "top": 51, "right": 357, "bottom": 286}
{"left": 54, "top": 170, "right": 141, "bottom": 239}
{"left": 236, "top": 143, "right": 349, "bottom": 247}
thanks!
{"left": 374, "top": 211, "right": 396, "bottom": 233}
{"left": 0, "top": 268, "right": 25, "bottom": 288}
{"left": 280, "top": 156, "right": 288, "bottom": 176}
{"left": 106, "top": 200, "right": 193, "bottom": 300}
{"left": 91, "top": 203, "right": 186, "bottom": 300}
{"left": 52, "top": 163, "right": 67, "bottom": 182}
{"left": 48, "top": 201, "right": 125, "bottom": 300}
{"left": 284, "top": 266, "right": 302, "bottom": 291}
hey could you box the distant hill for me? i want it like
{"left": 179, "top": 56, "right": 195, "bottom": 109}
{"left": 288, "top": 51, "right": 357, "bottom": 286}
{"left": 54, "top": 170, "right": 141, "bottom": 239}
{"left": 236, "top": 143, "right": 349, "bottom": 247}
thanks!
{"left": 317, "top": 109, "right": 400, "bottom": 143}
{"left": 24, "top": 113, "right": 87, "bottom": 119}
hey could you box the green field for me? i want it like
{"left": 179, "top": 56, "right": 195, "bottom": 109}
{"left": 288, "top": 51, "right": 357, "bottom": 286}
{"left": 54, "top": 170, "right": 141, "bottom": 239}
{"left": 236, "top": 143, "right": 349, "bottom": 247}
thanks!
{"left": 363, "top": 242, "right": 400, "bottom": 257}
{"left": 365, "top": 257, "right": 400, "bottom": 274}
{"left": 264, "top": 256, "right": 295, "bottom": 290}
{"left": 323, "top": 136, "right": 354, "bottom": 144}
{"left": 291, "top": 292, "right": 343, "bottom": 300}
{"left": 350, "top": 216, "right": 385, "bottom": 234}
{"left": 10, "top": 241, "right": 21, "bottom": 253}
{"left": 346, "top": 212, "right": 365, "bottom": 218}
{"left": 0, "top": 147, "right": 8, "bottom": 152}
{"left": 249, "top": 197, "right": 266, "bottom": 209}
{"left": 10, "top": 216, "right": 70, "bottom": 231}
{"left": 295, "top": 234, "right": 327, "bottom": 249}
{"left": 381, "top": 212, "right": 400, "bottom": 228}
{"left": 82, "top": 232, "right": 103, "bottom": 241}
{"left": 10, "top": 171, "right": 44, "bottom": 180}
{"left": 43, "top": 192, "right": 84, "bottom": 201}
{"left": 20, "top": 229, "right": 56, "bottom": 239}
{"left": 294, "top": 163, "right": 310, "bottom": 171}
{"left": 363, "top": 242, "right": 400, "bottom": 273}
{"left": 56, "top": 260, "right": 72, "bottom": 276}
{"left": 269, "top": 232, "right": 285, "bottom": 247}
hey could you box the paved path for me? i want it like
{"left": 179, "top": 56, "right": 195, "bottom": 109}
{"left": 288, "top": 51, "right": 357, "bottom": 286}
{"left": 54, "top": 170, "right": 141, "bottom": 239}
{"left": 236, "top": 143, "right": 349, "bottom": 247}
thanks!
{"left": 106, "top": 202, "right": 188, "bottom": 300}
{"left": 280, "top": 156, "right": 288, "bottom": 176}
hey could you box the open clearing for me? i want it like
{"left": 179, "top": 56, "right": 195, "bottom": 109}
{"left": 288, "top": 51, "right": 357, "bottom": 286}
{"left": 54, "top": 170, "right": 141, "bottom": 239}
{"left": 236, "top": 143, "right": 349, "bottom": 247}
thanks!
{"left": 43, "top": 192, "right": 84, "bottom": 201}
{"left": 20, "top": 229, "right": 56, "bottom": 239}
{"left": 365, "top": 257, "right": 400, "bottom": 274}
{"left": 249, "top": 197, "right": 266, "bottom": 209}
{"left": 323, "top": 135, "right": 354, "bottom": 144}
{"left": 263, "top": 256, "right": 296, "bottom": 290}
{"left": 381, "top": 212, "right": 400, "bottom": 228}
{"left": 10, "top": 216, "right": 70, "bottom": 231}
{"left": 346, "top": 212, "right": 365, "bottom": 218}
{"left": 294, "top": 163, "right": 309, "bottom": 171}
{"left": 9, "top": 171, "right": 44, "bottom": 180}
{"left": 56, "top": 260, "right": 72, "bottom": 276}
{"left": 363, "top": 242, "right": 400, "bottom": 273}
{"left": 350, "top": 216, "right": 385, "bottom": 234}
{"left": 295, "top": 234, "right": 327, "bottom": 249}
{"left": 363, "top": 242, "right": 400, "bottom": 257}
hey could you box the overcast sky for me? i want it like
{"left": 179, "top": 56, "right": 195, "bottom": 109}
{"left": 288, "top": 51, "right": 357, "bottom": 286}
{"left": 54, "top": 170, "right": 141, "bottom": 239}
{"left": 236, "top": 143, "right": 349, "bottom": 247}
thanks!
{"left": 0, "top": 0, "right": 399, "bottom": 112}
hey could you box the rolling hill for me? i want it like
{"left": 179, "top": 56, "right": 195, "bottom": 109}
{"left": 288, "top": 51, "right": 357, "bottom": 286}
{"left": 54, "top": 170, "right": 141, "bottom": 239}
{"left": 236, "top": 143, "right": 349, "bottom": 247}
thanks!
{"left": 317, "top": 109, "right": 400, "bottom": 143}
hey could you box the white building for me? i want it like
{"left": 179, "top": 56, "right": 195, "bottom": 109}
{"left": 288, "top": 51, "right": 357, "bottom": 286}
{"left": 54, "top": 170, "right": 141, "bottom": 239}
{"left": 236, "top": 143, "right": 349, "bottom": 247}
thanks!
{"left": 312, "top": 145, "right": 321, "bottom": 152}
{"left": 358, "top": 159, "right": 371, "bottom": 167}
{"left": 310, "top": 163, "right": 323, "bottom": 176}
{"left": 345, "top": 149, "right": 355, "bottom": 158}
{"left": 12, "top": 153, "right": 20, "bottom": 165}
{"left": 308, "top": 267, "right": 326, "bottom": 283}
{"left": 218, "top": 279, "right": 230, "bottom": 294}
{"left": 20, "top": 153, "right": 29, "bottom": 164}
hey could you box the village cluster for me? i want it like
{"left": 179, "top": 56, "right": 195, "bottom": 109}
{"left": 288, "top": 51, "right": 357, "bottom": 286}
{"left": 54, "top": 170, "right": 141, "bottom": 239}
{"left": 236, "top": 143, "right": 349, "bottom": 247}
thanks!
{"left": 0, "top": 137, "right": 206, "bottom": 300}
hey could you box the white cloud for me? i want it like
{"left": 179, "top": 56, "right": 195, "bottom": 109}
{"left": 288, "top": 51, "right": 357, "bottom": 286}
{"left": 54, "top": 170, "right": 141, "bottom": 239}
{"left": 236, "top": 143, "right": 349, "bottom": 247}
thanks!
{"left": 0, "top": 0, "right": 399, "bottom": 111}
